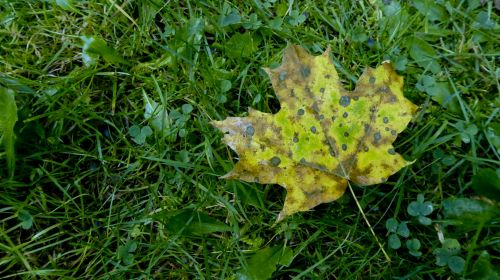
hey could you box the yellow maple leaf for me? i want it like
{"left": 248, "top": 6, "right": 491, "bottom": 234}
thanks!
{"left": 212, "top": 45, "right": 418, "bottom": 221}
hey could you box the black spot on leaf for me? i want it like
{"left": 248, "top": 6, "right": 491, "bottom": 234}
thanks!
{"left": 342, "top": 144, "right": 347, "bottom": 151}
{"left": 377, "top": 86, "right": 389, "bottom": 94}
{"left": 339, "top": 95, "right": 351, "bottom": 107}
{"left": 297, "top": 108, "right": 305, "bottom": 116}
{"left": 279, "top": 71, "right": 287, "bottom": 81}
{"left": 270, "top": 156, "right": 281, "bottom": 166}
{"left": 245, "top": 125, "right": 255, "bottom": 136}
{"left": 300, "top": 66, "right": 311, "bottom": 78}
{"left": 343, "top": 112, "right": 348, "bottom": 118}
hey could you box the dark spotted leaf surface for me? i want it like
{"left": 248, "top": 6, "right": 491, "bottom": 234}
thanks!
{"left": 212, "top": 45, "right": 417, "bottom": 221}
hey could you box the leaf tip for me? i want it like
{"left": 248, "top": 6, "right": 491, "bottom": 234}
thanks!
{"left": 274, "top": 211, "right": 287, "bottom": 225}
{"left": 322, "top": 45, "right": 332, "bottom": 56}
{"left": 209, "top": 119, "right": 219, "bottom": 128}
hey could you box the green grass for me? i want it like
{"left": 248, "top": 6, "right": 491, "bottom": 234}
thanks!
{"left": 1, "top": 0, "right": 499, "bottom": 279}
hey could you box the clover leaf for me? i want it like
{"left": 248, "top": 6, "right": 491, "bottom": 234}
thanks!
{"left": 453, "top": 121, "right": 478, "bottom": 144}
{"left": 407, "top": 194, "right": 433, "bottom": 225}
{"left": 18, "top": 210, "right": 33, "bottom": 230}
{"left": 287, "top": 10, "right": 306, "bottom": 26}
{"left": 128, "top": 125, "right": 152, "bottom": 145}
{"left": 243, "top": 13, "right": 262, "bottom": 30}
{"left": 385, "top": 218, "right": 410, "bottom": 249}
{"left": 433, "top": 238, "right": 465, "bottom": 273}
{"left": 117, "top": 240, "right": 137, "bottom": 265}
{"left": 406, "top": 238, "right": 422, "bottom": 257}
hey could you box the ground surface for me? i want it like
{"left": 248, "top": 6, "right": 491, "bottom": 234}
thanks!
{"left": 0, "top": 0, "right": 499, "bottom": 279}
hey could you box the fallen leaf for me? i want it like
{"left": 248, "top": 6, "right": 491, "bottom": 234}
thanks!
{"left": 212, "top": 45, "right": 417, "bottom": 221}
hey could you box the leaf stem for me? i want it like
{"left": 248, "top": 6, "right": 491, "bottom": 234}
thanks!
{"left": 347, "top": 181, "right": 391, "bottom": 262}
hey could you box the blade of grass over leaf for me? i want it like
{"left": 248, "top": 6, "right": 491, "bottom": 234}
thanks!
{"left": 0, "top": 87, "right": 17, "bottom": 178}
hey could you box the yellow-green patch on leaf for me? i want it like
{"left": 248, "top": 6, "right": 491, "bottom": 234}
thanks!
{"left": 212, "top": 45, "right": 418, "bottom": 221}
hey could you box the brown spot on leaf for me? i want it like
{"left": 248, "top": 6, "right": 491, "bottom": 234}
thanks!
{"left": 311, "top": 102, "right": 320, "bottom": 113}
{"left": 304, "top": 86, "right": 313, "bottom": 96}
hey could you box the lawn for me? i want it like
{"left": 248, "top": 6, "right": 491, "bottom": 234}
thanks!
{"left": 0, "top": 0, "right": 499, "bottom": 279}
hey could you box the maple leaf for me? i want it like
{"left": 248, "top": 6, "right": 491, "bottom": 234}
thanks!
{"left": 212, "top": 45, "right": 418, "bottom": 221}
